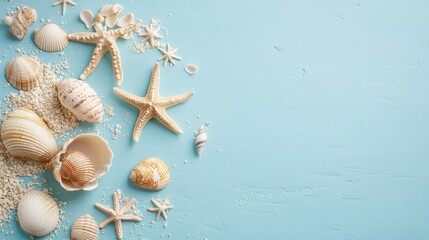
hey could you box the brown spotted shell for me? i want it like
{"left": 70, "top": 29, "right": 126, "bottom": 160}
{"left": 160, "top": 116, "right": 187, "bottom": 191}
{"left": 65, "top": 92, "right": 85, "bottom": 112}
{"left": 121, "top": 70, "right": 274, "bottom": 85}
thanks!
{"left": 130, "top": 158, "right": 170, "bottom": 190}
{"left": 60, "top": 150, "right": 95, "bottom": 188}
{"left": 5, "top": 56, "right": 43, "bottom": 91}
{"left": 70, "top": 214, "right": 99, "bottom": 240}
{"left": 8, "top": 6, "right": 37, "bottom": 40}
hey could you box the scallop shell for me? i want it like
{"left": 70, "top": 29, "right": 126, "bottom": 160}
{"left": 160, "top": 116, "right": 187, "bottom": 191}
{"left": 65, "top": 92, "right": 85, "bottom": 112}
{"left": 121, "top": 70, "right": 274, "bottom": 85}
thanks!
{"left": 1, "top": 108, "right": 58, "bottom": 163}
{"left": 117, "top": 13, "right": 134, "bottom": 28}
{"left": 8, "top": 6, "right": 37, "bottom": 40}
{"left": 57, "top": 78, "right": 103, "bottom": 124}
{"left": 34, "top": 23, "right": 69, "bottom": 52}
{"left": 5, "top": 56, "right": 43, "bottom": 90}
{"left": 60, "top": 151, "right": 95, "bottom": 188}
{"left": 17, "top": 190, "right": 59, "bottom": 237}
{"left": 130, "top": 158, "right": 170, "bottom": 190}
{"left": 195, "top": 127, "right": 207, "bottom": 156}
{"left": 80, "top": 9, "right": 95, "bottom": 29}
{"left": 48, "top": 133, "right": 113, "bottom": 191}
{"left": 70, "top": 214, "right": 99, "bottom": 240}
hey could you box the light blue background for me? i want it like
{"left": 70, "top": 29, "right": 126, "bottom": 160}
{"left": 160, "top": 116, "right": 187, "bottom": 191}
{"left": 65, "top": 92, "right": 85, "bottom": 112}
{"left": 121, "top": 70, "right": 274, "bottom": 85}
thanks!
{"left": 1, "top": 0, "right": 429, "bottom": 239}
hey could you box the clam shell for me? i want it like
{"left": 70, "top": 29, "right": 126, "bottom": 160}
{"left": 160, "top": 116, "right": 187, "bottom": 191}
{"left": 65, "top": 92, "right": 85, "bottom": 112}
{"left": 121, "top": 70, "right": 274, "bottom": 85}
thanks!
{"left": 117, "top": 13, "right": 134, "bottom": 28}
{"left": 80, "top": 9, "right": 95, "bottom": 29}
{"left": 130, "top": 158, "right": 170, "bottom": 190}
{"left": 57, "top": 78, "right": 103, "bottom": 124}
{"left": 185, "top": 64, "right": 199, "bottom": 75}
{"left": 48, "top": 133, "right": 113, "bottom": 191}
{"left": 34, "top": 23, "right": 69, "bottom": 52}
{"left": 17, "top": 190, "right": 59, "bottom": 237}
{"left": 5, "top": 56, "right": 43, "bottom": 90}
{"left": 1, "top": 108, "right": 58, "bottom": 163}
{"left": 60, "top": 151, "right": 95, "bottom": 188}
{"left": 8, "top": 6, "right": 37, "bottom": 40}
{"left": 71, "top": 214, "right": 99, "bottom": 240}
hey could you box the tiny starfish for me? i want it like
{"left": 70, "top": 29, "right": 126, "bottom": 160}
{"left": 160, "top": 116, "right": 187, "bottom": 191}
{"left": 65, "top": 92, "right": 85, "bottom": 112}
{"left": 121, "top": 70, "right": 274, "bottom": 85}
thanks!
{"left": 158, "top": 44, "right": 182, "bottom": 66}
{"left": 113, "top": 63, "right": 194, "bottom": 142}
{"left": 95, "top": 192, "right": 142, "bottom": 239}
{"left": 139, "top": 25, "right": 162, "bottom": 47}
{"left": 148, "top": 198, "right": 173, "bottom": 220}
{"left": 52, "top": 0, "right": 76, "bottom": 15}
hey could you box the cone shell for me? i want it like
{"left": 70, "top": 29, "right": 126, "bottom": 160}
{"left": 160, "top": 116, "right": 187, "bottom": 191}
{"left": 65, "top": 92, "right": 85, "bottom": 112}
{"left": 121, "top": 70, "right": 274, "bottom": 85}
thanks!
{"left": 1, "top": 108, "right": 58, "bottom": 163}
{"left": 17, "top": 190, "right": 59, "bottom": 237}
{"left": 34, "top": 23, "right": 69, "bottom": 52}
{"left": 195, "top": 127, "right": 207, "bottom": 156}
{"left": 5, "top": 56, "right": 43, "bottom": 90}
{"left": 57, "top": 78, "right": 103, "bottom": 124}
{"left": 130, "top": 158, "right": 170, "bottom": 190}
{"left": 71, "top": 214, "right": 99, "bottom": 240}
{"left": 48, "top": 134, "right": 113, "bottom": 191}
{"left": 8, "top": 6, "right": 37, "bottom": 40}
{"left": 60, "top": 151, "right": 95, "bottom": 188}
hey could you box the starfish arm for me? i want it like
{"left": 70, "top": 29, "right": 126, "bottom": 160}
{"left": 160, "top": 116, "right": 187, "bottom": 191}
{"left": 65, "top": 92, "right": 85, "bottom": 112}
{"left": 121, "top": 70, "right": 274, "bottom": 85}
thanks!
{"left": 160, "top": 92, "right": 194, "bottom": 108}
{"left": 161, "top": 210, "right": 168, "bottom": 220}
{"left": 80, "top": 44, "right": 109, "bottom": 80}
{"left": 109, "top": 21, "right": 141, "bottom": 39}
{"left": 99, "top": 216, "right": 115, "bottom": 228}
{"left": 119, "top": 214, "right": 142, "bottom": 222}
{"left": 169, "top": 57, "right": 176, "bottom": 65}
{"left": 109, "top": 44, "right": 123, "bottom": 85}
{"left": 95, "top": 203, "right": 116, "bottom": 215}
{"left": 146, "top": 64, "right": 161, "bottom": 99}
{"left": 172, "top": 54, "right": 182, "bottom": 60}
{"left": 132, "top": 110, "right": 153, "bottom": 142}
{"left": 147, "top": 207, "right": 159, "bottom": 212}
{"left": 163, "top": 57, "right": 169, "bottom": 66}
{"left": 52, "top": 0, "right": 62, "bottom": 6}
{"left": 68, "top": 32, "right": 102, "bottom": 44}
{"left": 67, "top": 0, "right": 77, "bottom": 5}
{"left": 154, "top": 108, "right": 183, "bottom": 134}
{"left": 115, "top": 219, "right": 123, "bottom": 239}
{"left": 113, "top": 192, "right": 120, "bottom": 211}
{"left": 119, "top": 198, "right": 136, "bottom": 215}
{"left": 113, "top": 87, "right": 146, "bottom": 107}
{"left": 158, "top": 48, "right": 168, "bottom": 55}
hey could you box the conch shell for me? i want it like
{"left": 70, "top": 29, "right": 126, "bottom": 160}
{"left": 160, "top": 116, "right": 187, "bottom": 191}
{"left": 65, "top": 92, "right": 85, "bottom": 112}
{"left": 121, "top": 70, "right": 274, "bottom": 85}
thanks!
{"left": 195, "top": 127, "right": 207, "bottom": 156}
{"left": 5, "top": 56, "right": 43, "bottom": 91}
{"left": 130, "top": 158, "right": 170, "bottom": 190}
{"left": 4, "top": 6, "right": 37, "bottom": 40}
{"left": 70, "top": 214, "right": 99, "bottom": 240}
{"left": 60, "top": 151, "right": 95, "bottom": 188}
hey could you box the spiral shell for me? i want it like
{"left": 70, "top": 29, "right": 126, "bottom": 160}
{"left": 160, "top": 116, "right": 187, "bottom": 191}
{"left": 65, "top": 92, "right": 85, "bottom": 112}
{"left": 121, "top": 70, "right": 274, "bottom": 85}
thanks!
{"left": 7, "top": 6, "right": 37, "bottom": 40}
{"left": 130, "top": 158, "right": 170, "bottom": 190}
{"left": 1, "top": 108, "right": 58, "bottom": 163}
{"left": 57, "top": 78, "right": 103, "bottom": 124}
{"left": 195, "top": 127, "right": 207, "bottom": 156}
{"left": 34, "top": 23, "right": 69, "bottom": 52}
{"left": 17, "top": 190, "right": 59, "bottom": 237}
{"left": 5, "top": 56, "right": 43, "bottom": 90}
{"left": 60, "top": 151, "right": 95, "bottom": 188}
{"left": 70, "top": 214, "right": 99, "bottom": 240}
{"left": 100, "top": 4, "right": 123, "bottom": 28}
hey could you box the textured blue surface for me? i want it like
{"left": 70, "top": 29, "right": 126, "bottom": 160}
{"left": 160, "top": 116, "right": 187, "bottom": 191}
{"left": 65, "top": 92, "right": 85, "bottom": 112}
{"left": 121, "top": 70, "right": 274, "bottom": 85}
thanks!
{"left": 1, "top": 0, "right": 429, "bottom": 239}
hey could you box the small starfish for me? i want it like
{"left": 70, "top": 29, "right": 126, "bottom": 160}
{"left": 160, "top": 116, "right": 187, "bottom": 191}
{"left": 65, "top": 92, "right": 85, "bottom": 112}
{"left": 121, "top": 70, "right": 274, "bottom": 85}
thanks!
{"left": 158, "top": 44, "right": 182, "bottom": 66}
{"left": 95, "top": 192, "right": 142, "bottom": 239}
{"left": 138, "top": 25, "right": 162, "bottom": 47}
{"left": 113, "top": 63, "right": 194, "bottom": 142}
{"left": 52, "top": 0, "right": 76, "bottom": 15}
{"left": 148, "top": 198, "right": 173, "bottom": 220}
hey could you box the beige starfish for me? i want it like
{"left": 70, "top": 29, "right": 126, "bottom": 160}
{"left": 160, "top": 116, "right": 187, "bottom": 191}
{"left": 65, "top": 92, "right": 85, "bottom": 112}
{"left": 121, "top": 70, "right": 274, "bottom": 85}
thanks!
{"left": 68, "top": 14, "right": 141, "bottom": 85}
{"left": 95, "top": 192, "right": 142, "bottom": 239}
{"left": 52, "top": 0, "right": 76, "bottom": 15}
{"left": 139, "top": 25, "right": 162, "bottom": 47}
{"left": 158, "top": 44, "right": 182, "bottom": 66}
{"left": 148, "top": 198, "right": 173, "bottom": 220}
{"left": 113, "top": 63, "right": 194, "bottom": 142}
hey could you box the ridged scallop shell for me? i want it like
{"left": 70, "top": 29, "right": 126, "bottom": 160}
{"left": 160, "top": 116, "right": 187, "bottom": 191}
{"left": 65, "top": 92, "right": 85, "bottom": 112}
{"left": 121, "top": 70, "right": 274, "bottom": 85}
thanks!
{"left": 48, "top": 134, "right": 113, "bottom": 191}
{"left": 60, "top": 151, "right": 95, "bottom": 188}
{"left": 57, "top": 78, "right": 103, "bottom": 124}
{"left": 7, "top": 6, "right": 37, "bottom": 40}
{"left": 195, "top": 127, "right": 207, "bottom": 156}
{"left": 1, "top": 108, "right": 58, "bottom": 163}
{"left": 5, "top": 56, "right": 43, "bottom": 90}
{"left": 17, "top": 190, "right": 59, "bottom": 237}
{"left": 71, "top": 214, "right": 99, "bottom": 240}
{"left": 34, "top": 23, "right": 69, "bottom": 52}
{"left": 130, "top": 158, "right": 170, "bottom": 190}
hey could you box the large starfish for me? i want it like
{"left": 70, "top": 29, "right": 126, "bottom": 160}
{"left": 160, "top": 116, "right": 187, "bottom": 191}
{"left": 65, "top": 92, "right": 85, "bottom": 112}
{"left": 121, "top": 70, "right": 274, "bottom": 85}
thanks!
{"left": 148, "top": 198, "right": 173, "bottom": 220}
{"left": 95, "top": 192, "right": 142, "bottom": 239}
{"left": 158, "top": 44, "right": 182, "bottom": 66}
{"left": 52, "top": 0, "right": 76, "bottom": 15}
{"left": 68, "top": 15, "right": 141, "bottom": 85}
{"left": 113, "top": 63, "right": 194, "bottom": 142}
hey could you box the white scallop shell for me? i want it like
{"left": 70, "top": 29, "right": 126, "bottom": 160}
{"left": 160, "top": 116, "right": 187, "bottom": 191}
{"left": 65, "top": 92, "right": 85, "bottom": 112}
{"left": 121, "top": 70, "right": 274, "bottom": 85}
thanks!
{"left": 1, "top": 108, "right": 58, "bottom": 163}
{"left": 80, "top": 9, "right": 95, "bottom": 29}
{"left": 17, "top": 190, "right": 59, "bottom": 237}
{"left": 5, "top": 56, "right": 43, "bottom": 90}
{"left": 71, "top": 214, "right": 99, "bottom": 240}
{"left": 117, "top": 13, "right": 134, "bottom": 28}
{"left": 34, "top": 23, "right": 69, "bottom": 52}
{"left": 195, "top": 127, "right": 207, "bottom": 156}
{"left": 185, "top": 64, "right": 199, "bottom": 75}
{"left": 57, "top": 78, "right": 103, "bottom": 124}
{"left": 47, "top": 133, "right": 113, "bottom": 191}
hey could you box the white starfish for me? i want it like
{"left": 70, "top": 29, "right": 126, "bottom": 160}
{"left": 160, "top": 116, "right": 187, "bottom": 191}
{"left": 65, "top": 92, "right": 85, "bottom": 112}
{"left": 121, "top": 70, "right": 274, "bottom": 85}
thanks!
{"left": 52, "top": 0, "right": 76, "bottom": 15}
{"left": 158, "top": 44, "right": 182, "bottom": 66}
{"left": 139, "top": 26, "right": 162, "bottom": 47}
{"left": 148, "top": 198, "right": 173, "bottom": 220}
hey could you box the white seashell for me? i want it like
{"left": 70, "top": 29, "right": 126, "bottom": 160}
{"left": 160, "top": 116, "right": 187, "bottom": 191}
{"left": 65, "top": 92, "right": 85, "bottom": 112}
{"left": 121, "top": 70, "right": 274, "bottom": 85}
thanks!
{"left": 56, "top": 78, "right": 103, "bottom": 124}
{"left": 3, "top": 15, "right": 14, "bottom": 26}
{"left": 48, "top": 133, "right": 113, "bottom": 191}
{"left": 130, "top": 158, "right": 170, "bottom": 190}
{"left": 195, "top": 127, "right": 207, "bottom": 156}
{"left": 60, "top": 151, "right": 95, "bottom": 188}
{"left": 80, "top": 9, "right": 95, "bottom": 29}
{"left": 1, "top": 108, "right": 58, "bottom": 163}
{"left": 100, "top": 4, "right": 123, "bottom": 28}
{"left": 17, "top": 190, "right": 59, "bottom": 237}
{"left": 70, "top": 214, "right": 99, "bottom": 240}
{"left": 7, "top": 6, "right": 37, "bottom": 40}
{"left": 5, "top": 56, "right": 43, "bottom": 90}
{"left": 185, "top": 64, "right": 199, "bottom": 75}
{"left": 117, "top": 13, "right": 134, "bottom": 28}
{"left": 34, "top": 23, "right": 69, "bottom": 52}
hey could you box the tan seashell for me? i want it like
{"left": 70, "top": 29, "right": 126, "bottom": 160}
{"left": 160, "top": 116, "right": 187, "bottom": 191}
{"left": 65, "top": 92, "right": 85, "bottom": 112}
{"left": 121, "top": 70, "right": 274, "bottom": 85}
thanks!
{"left": 130, "top": 158, "right": 170, "bottom": 190}
{"left": 1, "top": 108, "right": 58, "bottom": 163}
{"left": 8, "top": 6, "right": 37, "bottom": 40}
{"left": 57, "top": 78, "right": 103, "bottom": 124}
{"left": 17, "top": 190, "right": 59, "bottom": 237}
{"left": 70, "top": 214, "right": 99, "bottom": 240}
{"left": 185, "top": 64, "right": 199, "bottom": 75}
{"left": 5, "top": 56, "right": 43, "bottom": 90}
{"left": 100, "top": 4, "right": 123, "bottom": 28}
{"left": 48, "top": 134, "right": 113, "bottom": 191}
{"left": 117, "top": 13, "right": 134, "bottom": 28}
{"left": 34, "top": 23, "right": 69, "bottom": 52}
{"left": 60, "top": 150, "right": 95, "bottom": 188}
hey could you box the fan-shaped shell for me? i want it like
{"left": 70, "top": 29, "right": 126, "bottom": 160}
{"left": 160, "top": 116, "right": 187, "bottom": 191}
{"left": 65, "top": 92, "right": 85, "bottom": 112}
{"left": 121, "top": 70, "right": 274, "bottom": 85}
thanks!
{"left": 60, "top": 151, "right": 95, "bottom": 188}
{"left": 8, "top": 6, "right": 37, "bottom": 40}
{"left": 48, "top": 134, "right": 113, "bottom": 191}
{"left": 130, "top": 158, "right": 170, "bottom": 190}
{"left": 1, "top": 108, "right": 58, "bottom": 163}
{"left": 5, "top": 56, "right": 43, "bottom": 90}
{"left": 34, "top": 23, "right": 69, "bottom": 52}
{"left": 57, "top": 78, "right": 103, "bottom": 124}
{"left": 17, "top": 190, "right": 59, "bottom": 237}
{"left": 70, "top": 214, "right": 99, "bottom": 240}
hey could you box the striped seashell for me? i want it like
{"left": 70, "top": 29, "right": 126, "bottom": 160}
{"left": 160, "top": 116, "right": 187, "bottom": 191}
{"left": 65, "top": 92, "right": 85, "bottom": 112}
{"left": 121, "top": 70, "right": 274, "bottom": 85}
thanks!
{"left": 56, "top": 78, "right": 103, "bottom": 124}
{"left": 5, "top": 56, "right": 43, "bottom": 90}
{"left": 34, "top": 23, "right": 69, "bottom": 52}
{"left": 130, "top": 158, "right": 170, "bottom": 190}
{"left": 1, "top": 108, "right": 58, "bottom": 163}
{"left": 60, "top": 151, "right": 95, "bottom": 188}
{"left": 70, "top": 214, "right": 99, "bottom": 240}
{"left": 195, "top": 127, "right": 207, "bottom": 156}
{"left": 7, "top": 6, "right": 37, "bottom": 40}
{"left": 17, "top": 190, "right": 59, "bottom": 237}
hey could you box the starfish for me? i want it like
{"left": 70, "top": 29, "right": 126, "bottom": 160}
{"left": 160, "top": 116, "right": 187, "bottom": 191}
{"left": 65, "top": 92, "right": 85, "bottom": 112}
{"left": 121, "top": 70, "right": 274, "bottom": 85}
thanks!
{"left": 95, "top": 191, "right": 142, "bottom": 239}
{"left": 68, "top": 15, "right": 141, "bottom": 85}
{"left": 148, "top": 198, "right": 173, "bottom": 220}
{"left": 113, "top": 63, "right": 194, "bottom": 142}
{"left": 139, "top": 25, "right": 162, "bottom": 47}
{"left": 158, "top": 44, "right": 182, "bottom": 66}
{"left": 52, "top": 0, "right": 76, "bottom": 15}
